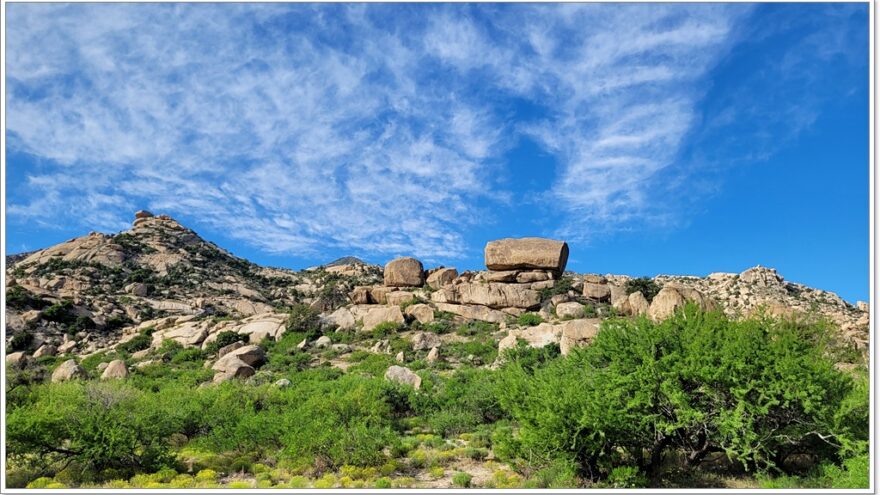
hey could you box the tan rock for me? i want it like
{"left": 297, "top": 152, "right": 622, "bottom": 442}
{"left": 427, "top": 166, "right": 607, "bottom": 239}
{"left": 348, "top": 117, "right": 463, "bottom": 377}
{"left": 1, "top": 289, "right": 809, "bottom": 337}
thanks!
{"left": 560, "top": 319, "right": 600, "bottom": 355}
{"left": 411, "top": 331, "right": 441, "bottom": 351}
{"left": 583, "top": 274, "right": 607, "bottom": 284}
{"left": 135, "top": 210, "right": 154, "bottom": 219}
{"left": 426, "top": 268, "right": 458, "bottom": 289}
{"left": 51, "top": 359, "right": 87, "bottom": 382}
{"left": 485, "top": 237, "right": 569, "bottom": 273}
{"left": 58, "top": 340, "right": 78, "bottom": 354}
{"left": 739, "top": 266, "right": 784, "bottom": 286}
{"left": 857, "top": 301, "right": 869, "bottom": 312}
{"left": 370, "top": 286, "right": 392, "bottom": 305}
{"left": 384, "top": 365, "right": 421, "bottom": 389}
{"left": 386, "top": 291, "right": 417, "bottom": 306}
{"left": 449, "top": 282, "right": 540, "bottom": 309}
{"left": 212, "top": 358, "right": 255, "bottom": 383}
{"left": 125, "top": 283, "right": 149, "bottom": 297}
{"left": 555, "top": 302, "right": 584, "bottom": 319}
{"left": 213, "top": 345, "right": 266, "bottom": 370}
{"left": 498, "top": 323, "right": 561, "bottom": 354}
{"left": 583, "top": 282, "right": 611, "bottom": 301}
{"left": 384, "top": 257, "right": 425, "bottom": 287}
{"left": 350, "top": 286, "right": 372, "bottom": 305}
{"left": 609, "top": 285, "right": 628, "bottom": 306}
{"left": 434, "top": 302, "right": 507, "bottom": 323}
{"left": 321, "top": 307, "right": 356, "bottom": 330}
{"left": 647, "top": 286, "right": 714, "bottom": 321}
{"left": 395, "top": 351, "right": 405, "bottom": 363}
{"left": 405, "top": 303, "right": 435, "bottom": 324}
{"left": 485, "top": 270, "right": 519, "bottom": 282}
{"left": 361, "top": 306, "right": 405, "bottom": 331}
{"left": 33, "top": 344, "right": 57, "bottom": 358}
{"left": 5, "top": 351, "right": 29, "bottom": 368}
{"left": 101, "top": 359, "right": 128, "bottom": 380}
{"left": 530, "top": 280, "right": 555, "bottom": 290}
{"left": 426, "top": 347, "right": 440, "bottom": 363}
{"left": 217, "top": 341, "right": 244, "bottom": 358}
{"left": 516, "top": 271, "right": 551, "bottom": 283}
{"left": 628, "top": 291, "right": 650, "bottom": 316}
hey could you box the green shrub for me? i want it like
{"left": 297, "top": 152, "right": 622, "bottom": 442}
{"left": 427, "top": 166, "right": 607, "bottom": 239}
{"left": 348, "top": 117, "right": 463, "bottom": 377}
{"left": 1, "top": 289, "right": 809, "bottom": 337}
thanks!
{"left": 452, "top": 472, "right": 472, "bottom": 487}
{"left": 374, "top": 477, "right": 392, "bottom": 488}
{"left": 371, "top": 321, "right": 402, "bottom": 338}
{"left": 117, "top": 333, "right": 152, "bottom": 354}
{"left": 9, "top": 332, "right": 34, "bottom": 352}
{"left": 516, "top": 313, "right": 543, "bottom": 327}
{"left": 6, "top": 286, "right": 47, "bottom": 310}
{"left": 205, "top": 331, "right": 247, "bottom": 355}
{"left": 42, "top": 300, "right": 76, "bottom": 325}
{"left": 603, "top": 466, "right": 647, "bottom": 488}
{"left": 497, "top": 306, "right": 866, "bottom": 481}
{"left": 287, "top": 304, "right": 322, "bottom": 339}
{"left": 623, "top": 277, "right": 660, "bottom": 302}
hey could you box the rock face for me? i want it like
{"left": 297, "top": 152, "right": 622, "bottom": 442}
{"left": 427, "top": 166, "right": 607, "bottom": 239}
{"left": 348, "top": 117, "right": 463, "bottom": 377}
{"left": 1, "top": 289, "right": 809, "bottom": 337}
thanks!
{"left": 101, "top": 359, "right": 129, "bottom": 380}
{"left": 484, "top": 237, "right": 569, "bottom": 273}
{"left": 384, "top": 257, "right": 425, "bottom": 287}
{"left": 361, "top": 306, "right": 405, "bottom": 331}
{"left": 405, "top": 303, "right": 435, "bottom": 324}
{"left": 385, "top": 291, "right": 416, "bottom": 306}
{"left": 434, "top": 302, "right": 507, "bottom": 323}
{"left": 426, "top": 267, "right": 458, "bottom": 289}
{"left": 647, "top": 286, "right": 714, "bottom": 321}
{"left": 433, "top": 283, "right": 540, "bottom": 309}
{"left": 739, "top": 266, "right": 783, "bottom": 287}
{"left": 51, "top": 359, "right": 87, "bottom": 383}
{"left": 385, "top": 365, "right": 421, "bottom": 389}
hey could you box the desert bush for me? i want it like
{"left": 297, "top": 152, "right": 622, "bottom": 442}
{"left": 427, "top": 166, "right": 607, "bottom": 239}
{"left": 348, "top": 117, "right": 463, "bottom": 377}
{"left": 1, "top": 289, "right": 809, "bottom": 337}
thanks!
{"left": 204, "top": 331, "right": 247, "bottom": 355}
{"left": 497, "top": 306, "right": 866, "bottom": 483}
{"left": 286, "top": 304, "right": 322, "bottom": 339}
{"left": 516, "top": 313, "right": 543, "bottom": 327}
{"left": 623, "top": 277, "right": 660, "bottom": 302}
{"left": 117, "top": 333, "right": 151, "bottom": 354}
{"left": 452, "top": 471, "right": 472, "bottom": 487}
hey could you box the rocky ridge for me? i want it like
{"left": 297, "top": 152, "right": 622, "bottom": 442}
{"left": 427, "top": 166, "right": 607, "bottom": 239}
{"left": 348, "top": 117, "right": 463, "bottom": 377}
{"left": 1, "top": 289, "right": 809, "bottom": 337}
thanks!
{"left": 5, "top": 212, "right": 869, "bottom": 383}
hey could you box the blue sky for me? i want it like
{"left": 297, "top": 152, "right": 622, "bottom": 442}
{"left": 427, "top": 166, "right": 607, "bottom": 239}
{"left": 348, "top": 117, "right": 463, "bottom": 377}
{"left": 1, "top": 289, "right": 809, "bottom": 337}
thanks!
{"left": 5, "top": 3, "right": 870, "bottom": 302}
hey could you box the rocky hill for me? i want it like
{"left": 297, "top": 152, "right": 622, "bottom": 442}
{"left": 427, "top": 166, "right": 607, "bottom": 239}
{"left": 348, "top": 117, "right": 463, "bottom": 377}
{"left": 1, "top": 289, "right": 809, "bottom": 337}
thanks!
{"left": 5, "top": 211, "right": 868, "bottom": 377}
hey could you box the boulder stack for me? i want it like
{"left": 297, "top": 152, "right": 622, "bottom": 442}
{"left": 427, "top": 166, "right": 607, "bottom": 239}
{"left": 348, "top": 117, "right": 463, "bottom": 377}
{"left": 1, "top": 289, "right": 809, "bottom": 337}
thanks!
{"left": 484, "top": 237, "right": 569, "bottom": 274}
{"left": 384, "top": 257, "right": 425, "bottom": 287}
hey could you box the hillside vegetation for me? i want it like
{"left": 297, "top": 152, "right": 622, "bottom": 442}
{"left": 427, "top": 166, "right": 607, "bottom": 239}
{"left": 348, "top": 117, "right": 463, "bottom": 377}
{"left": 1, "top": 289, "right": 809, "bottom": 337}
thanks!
{"left": 4, "top": 212, "right": 869, "bottom": 489}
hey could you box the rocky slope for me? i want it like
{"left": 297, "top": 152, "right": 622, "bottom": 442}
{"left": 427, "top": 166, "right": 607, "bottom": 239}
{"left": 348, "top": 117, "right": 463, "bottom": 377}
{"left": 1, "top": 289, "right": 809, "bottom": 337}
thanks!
{"left": 5, "top": 212, "right": 869, "bottom": 376}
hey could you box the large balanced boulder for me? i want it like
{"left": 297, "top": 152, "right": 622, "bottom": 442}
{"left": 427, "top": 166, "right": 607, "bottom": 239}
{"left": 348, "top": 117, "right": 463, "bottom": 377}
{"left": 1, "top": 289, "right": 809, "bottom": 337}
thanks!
{"left": 384, "top": 257, "right": 425, "bottom": 287}
{"left": 484, "top": 237, "right": 569, "bottom": 273}
{"left": 51, "top": 359, "right": 87, "bottom": 383}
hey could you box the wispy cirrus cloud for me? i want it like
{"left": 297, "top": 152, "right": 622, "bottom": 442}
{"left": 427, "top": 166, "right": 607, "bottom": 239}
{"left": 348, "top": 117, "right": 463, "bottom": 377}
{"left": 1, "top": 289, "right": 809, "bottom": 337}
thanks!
{"left": 6, "top": 3, "right": 860, "bottom": 261}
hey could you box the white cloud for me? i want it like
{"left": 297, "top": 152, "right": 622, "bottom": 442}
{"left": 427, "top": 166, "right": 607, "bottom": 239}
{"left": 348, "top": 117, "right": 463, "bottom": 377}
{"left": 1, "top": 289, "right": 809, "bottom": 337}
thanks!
{"left": 6, "top": 3, "right": 767, "bottom": 257}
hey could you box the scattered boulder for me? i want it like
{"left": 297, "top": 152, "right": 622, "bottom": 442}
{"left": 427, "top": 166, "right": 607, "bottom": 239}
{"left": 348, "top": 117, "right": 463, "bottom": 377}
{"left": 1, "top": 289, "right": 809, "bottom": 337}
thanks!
{"left": 426, "top": 347, "right": 440, "bottom": 363}
{"left": 124, "top": 283, "right": 149, "bottom": 297}
{"left": 857, "top": 301, "right": 869, "bottom": 312}
{"left": 51, "top": 359, "right": 87, "bottom": 383}
{"left": 411, "top": 331, "right": 441, "bottom": 351}
{"left": 384, "top": 257, "right": 425, "bottom": 287}
{"left": 405, "top": 303, "right": 435, "bottom": 324}
{"left": 135, "top": 210, "right": 154, "bottom": 219}
{"left": 58, "top": 340, "right": 78, "bottom": 354}
{"left": 96, "top": 362, "right": 110, "bottom": 372}
{"left": 314, "top": 336, "right": 332, "bottom": 349}
{"left": 101, "top": 360, "right": 128, "bottom": 380}
{"left": 322, "top": 307, "right": 356, "bottom": 330}
{"left": 427, "top": 268, "right": 458, "bottom": 289}
{"left": 498, "top": 323, "right": 561, "bottom": 354}
{"left": 5, "top": 351, "right": 29, "bottom": 368}
{"left": 385, "top": 365, "right": 421, "bottom": 389}
{"left": 559, "top": 319, "right": 600, "bottom": 355}
{"left": 212, "top": 358, "right": 255, "bottom": 383}
{"left": 217, "top": 341, "right": 245, "bottom": 358}
{"left": 213, "top": 345, "right": 266, "bottom": 370}
{"left": 297, "top": 338, "right": 308, "bottom": 350}
{"left": 485, "top": 237, "right": 569, "bottom": 273}
{"left": 555, "top": 302, "right": 584, "bottom": 319}
{"left": 395, "top": 351, "right": 405, "bottom": 363}
{"left": 361, "top": 306, "right": 405, "bottom": 332}
{"left": 33, "top": 344, "right": 57, "bottom": 358}
{"left": 274, "top": 378, "right": 291, "bottom": 388}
